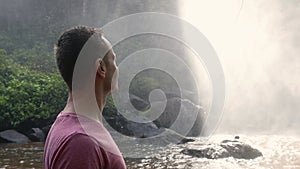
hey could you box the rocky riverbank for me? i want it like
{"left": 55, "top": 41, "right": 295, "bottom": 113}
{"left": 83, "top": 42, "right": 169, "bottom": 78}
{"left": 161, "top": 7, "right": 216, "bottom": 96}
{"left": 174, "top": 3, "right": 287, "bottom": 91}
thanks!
{"left": 0, "top": 94, "right": 206, "bottom": 143}
{"left": 0, "top": 128, "right": 48, "bottom": 144}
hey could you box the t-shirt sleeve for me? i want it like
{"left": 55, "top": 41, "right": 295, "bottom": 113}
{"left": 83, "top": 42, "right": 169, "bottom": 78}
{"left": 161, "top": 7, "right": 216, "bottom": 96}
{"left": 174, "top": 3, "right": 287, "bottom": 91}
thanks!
{"left": 52, "top": 133, "right": 104, "bottom": 169}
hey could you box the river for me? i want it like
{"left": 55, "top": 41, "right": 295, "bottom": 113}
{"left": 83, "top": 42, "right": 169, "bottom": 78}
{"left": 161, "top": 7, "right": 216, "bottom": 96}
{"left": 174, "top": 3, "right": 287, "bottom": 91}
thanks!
{"left": 1, "top": 134, "right": 299, "bottom": 169}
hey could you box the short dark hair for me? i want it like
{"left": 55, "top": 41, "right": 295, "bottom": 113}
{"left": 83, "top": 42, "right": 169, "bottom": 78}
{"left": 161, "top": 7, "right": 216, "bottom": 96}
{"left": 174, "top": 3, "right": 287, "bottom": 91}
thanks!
{"left": 55, "top": 26, "right": 103, "bottom": 91}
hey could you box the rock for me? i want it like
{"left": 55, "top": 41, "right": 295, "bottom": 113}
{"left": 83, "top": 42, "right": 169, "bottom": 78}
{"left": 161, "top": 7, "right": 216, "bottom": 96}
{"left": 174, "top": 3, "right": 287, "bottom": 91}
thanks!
{"left": 153, "top": 97, "right": 206, "bottom": 137}
{"left": 105, "top": 93, "right": 205, "bottom": 137}
{"left": 181, "top": 140, "right": 262, "bottom": 160}
{"left": 42, "top": 125, "right": 52, "bottom": 138}
{"left": 221, "top": 139, "right": 239, "bottom": 143}
{"left": 104, "top": 110, "right": 164, "bottom": 138}
{"left": 125, "top": 120, "right": 164, "bottom": 138}
{"left": 134, "top": 128, "right": 195, "bottom": 146}
{"left": 181, "top": 147, "right": 230, "bottom": 159}
{"left": 28, "top": 128, "right": 45, "bottom": 142}
{"left": 177, "top": 138, "right": 195, "bottom": 144}
{"left": 104, "top": 109, "right": 197, "bottom": 141}
{"left": 220, "top": 140, "right": 263, "bottom": 159}
{"left": 0, "top": 129, "right": 30, "bottom": 144}
{"left": 129, "top": 94, "right": 149, "bottom": 111}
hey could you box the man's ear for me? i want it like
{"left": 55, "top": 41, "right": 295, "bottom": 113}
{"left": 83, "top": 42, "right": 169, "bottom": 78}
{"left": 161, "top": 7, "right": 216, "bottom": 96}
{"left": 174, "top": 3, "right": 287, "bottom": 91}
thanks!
{"left": 97, "top": 59, "right": 106, "bottom": 79}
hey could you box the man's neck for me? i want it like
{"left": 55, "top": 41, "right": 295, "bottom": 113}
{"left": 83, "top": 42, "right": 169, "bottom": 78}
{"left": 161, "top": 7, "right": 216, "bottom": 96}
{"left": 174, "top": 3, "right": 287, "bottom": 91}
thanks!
{"left": 62, "top": 91, "right": 106, "bottom": 123}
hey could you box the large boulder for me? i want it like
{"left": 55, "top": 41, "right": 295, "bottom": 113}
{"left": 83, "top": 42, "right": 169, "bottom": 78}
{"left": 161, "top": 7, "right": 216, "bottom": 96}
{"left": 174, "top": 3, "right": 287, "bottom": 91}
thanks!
{"left": 28, "top": 128, "right": 45, "bottom": 142}
{"left": 153, "top": 97, "right": 206, "bottom": 137}
{"left": 181, "top": 139, "right": 263, "bottom": 159}
{"left": 105, "top": 95, "right": 205, "bottom": 137}
{"left": 125, "top": 121, "right": 165, "bottom": 138}
{"left": 103, "top": 110, "right": 195, "bottom": 145}
{"left": 42, "top": 124, "right": 52, "bottom": 138}
{"left": 103, "top": 110, "right": 164, "bottom": 138}
{"left": 0, "top": 129, "right": 30, "bottom": 143}
{"left": 129, "top": 94, "right": 149, "bottom": 111}
{"left": 220, "top": 140, "right": 263, "bottom": 159}
{"left": 181, "top": 146, "right": 230, "bottom": 159}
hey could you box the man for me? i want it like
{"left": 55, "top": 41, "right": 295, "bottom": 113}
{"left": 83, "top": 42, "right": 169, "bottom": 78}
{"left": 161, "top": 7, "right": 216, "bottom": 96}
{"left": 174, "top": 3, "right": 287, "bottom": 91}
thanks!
{"left": 43, "top": 26, "right": 126, "bottom": 169}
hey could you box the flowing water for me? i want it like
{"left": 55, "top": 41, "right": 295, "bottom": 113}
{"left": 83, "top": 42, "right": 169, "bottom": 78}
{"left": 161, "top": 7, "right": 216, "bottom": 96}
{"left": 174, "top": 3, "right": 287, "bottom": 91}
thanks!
{"left": 0, "top": 135, "right": 299, "bottom": 169}
{"left": 0, "top": 142, "right": 43, "bottom": 169}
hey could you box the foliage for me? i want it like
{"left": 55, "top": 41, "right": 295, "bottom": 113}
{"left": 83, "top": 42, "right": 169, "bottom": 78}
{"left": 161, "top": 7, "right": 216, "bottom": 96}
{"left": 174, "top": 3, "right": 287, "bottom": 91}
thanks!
{"left": 0, "top": 49, "right": 67, "bottom": 130}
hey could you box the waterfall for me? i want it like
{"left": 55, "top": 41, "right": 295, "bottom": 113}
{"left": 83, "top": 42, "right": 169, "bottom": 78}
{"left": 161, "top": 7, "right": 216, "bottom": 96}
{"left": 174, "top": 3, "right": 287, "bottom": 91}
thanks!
{"left": 82, "top": 0, "right": 87, "bottom": 18}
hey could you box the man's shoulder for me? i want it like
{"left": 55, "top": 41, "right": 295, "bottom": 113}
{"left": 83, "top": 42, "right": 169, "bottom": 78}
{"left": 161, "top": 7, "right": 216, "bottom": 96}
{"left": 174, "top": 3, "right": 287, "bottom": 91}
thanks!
{"left": 66, "top": 133, "right": 98, "bottom": 148}
{"left": 47, "top": 113, "right": 85, "bottom": 137}
{"left": 63, "top": 133, "right": 101, "bottom": 158}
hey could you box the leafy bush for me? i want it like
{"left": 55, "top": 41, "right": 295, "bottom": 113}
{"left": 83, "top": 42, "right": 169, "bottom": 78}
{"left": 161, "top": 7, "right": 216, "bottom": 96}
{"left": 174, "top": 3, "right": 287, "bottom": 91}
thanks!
{"left": 0, "top": 49, "right": 67, "bottom": 130}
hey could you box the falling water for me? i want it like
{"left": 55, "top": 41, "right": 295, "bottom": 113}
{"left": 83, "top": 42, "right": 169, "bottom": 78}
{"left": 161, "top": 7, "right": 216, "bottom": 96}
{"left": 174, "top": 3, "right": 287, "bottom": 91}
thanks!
{"left": 180, "top": 0, "right": 300, "bottom": 135}
{"left": 82, "top": 0, "right": 87, "bottom": 18}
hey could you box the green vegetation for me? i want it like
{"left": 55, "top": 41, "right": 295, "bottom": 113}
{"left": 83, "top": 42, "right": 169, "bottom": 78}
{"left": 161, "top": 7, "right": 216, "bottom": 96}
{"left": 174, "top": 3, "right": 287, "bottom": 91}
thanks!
{"left": 0, "top": 49, "right": 67, "bottom": 130}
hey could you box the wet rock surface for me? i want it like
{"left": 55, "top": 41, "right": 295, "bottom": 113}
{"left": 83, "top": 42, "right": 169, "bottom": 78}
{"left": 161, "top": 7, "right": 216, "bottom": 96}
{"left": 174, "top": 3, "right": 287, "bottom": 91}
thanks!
{"left": 181, "top": 139, "right": 263, "bottom": 159}
{"left": 104, "top": 94, "right": 206, "bottom": 138}
{"left": 0, "top": 95, "right": 204, "bottom": 144}
{"left": 28, "top": 128, "right": 45, "bottom": 142}
{"left": 177, "top": 138, "right": 195, "bottom": 144}
{"left": 0, "top": 129, "right": 30, "bottom": 144}
{"left": 153, "top": 97, "right": 206, "bottom": 137}
{"left": 0, "top": 127, "right": 48, "bottom": 143}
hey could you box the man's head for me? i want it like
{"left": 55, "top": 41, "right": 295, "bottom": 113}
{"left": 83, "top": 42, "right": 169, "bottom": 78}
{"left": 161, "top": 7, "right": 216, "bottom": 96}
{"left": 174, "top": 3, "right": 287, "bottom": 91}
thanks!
{"left": 55, "top": 26, "right": 118, "bottom": 94}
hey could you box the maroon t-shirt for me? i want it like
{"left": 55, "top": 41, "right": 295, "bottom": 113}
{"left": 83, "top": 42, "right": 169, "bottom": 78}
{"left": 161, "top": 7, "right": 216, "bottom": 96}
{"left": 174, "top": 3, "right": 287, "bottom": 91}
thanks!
{"left": 43, "top": 112, "right": 126, "bottom": 169}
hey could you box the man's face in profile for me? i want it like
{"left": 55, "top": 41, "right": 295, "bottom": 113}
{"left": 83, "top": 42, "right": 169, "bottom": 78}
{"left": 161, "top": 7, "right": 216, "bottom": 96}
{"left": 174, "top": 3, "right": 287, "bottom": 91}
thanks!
{"left": 103, "top": 49, "right": 119, "bottom": 93}
{"left": 94, "top": 35, "right": 119, "bottom": 94}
